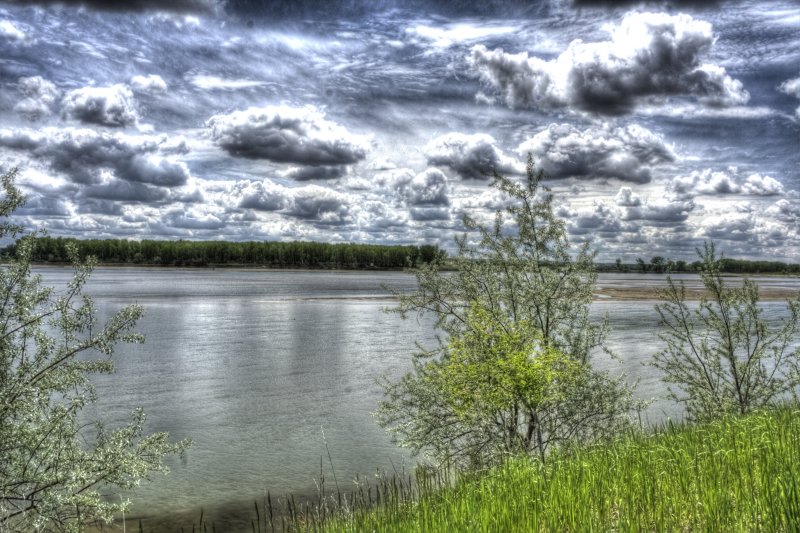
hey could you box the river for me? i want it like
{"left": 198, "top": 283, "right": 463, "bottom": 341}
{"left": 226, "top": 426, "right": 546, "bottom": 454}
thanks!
{"left": 35, "top": 268, "right": 800, "bottom": 529}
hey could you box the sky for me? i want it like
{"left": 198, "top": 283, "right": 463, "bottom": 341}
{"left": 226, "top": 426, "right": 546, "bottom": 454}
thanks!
{"left": 0, "top": 0, "right": 798, "bottom": 261}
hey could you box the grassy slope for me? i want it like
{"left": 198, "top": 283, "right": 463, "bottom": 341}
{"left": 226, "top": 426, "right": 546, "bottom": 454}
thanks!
{"left": 314, "top": 407, "right": 800, "bottom": 532}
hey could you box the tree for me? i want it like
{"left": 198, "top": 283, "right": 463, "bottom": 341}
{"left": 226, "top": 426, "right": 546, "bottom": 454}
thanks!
{"left": 653, "top": 242, "right": 800, "bottom": 421}
{"left": 0, "top": 170, "right": 189, "bottom": 530}
{"left": 377, "top": 159, "right": 635, "bottom": 467}
{"left": 650, "top": 256, "right": 666, "bottom": 273}
{"left": 636, "top": 257, "right": 648, "bottom": 273}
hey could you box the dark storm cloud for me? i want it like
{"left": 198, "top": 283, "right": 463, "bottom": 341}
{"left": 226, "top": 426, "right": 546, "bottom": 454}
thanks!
{"left": 0, "top": 128, "right": 189, "bottom": 187}
{"left": 207, "top": 106, "right": 369, "bottom": 167}
{"left": 518, "top": 123, "right": 673, "bottom": 183}
{"left": 62, "top": 85, "right": 138, "bottom": 128}
{"left": 424, "top": 133, "right": 523, "bottom": 180}
{"left": 470, "top": 11, "right": 748, "bottom": 114}
{"left": 2, "top": 0, "right": 219, "bottom": 13}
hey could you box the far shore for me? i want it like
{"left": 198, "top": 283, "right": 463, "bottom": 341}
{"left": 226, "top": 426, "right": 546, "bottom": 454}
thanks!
{"left": 23, "top": 262, "right": 800, "bottom": 301}
{"left": 594, "top": 287, "right": 799, "bottom": 301}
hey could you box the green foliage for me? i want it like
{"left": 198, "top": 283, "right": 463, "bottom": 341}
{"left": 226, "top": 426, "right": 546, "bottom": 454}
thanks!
{"left": 6, "top": 236, "right": 445, "bottom": 269}
{"left": 315, "top": 406, "right": 800, "bottom": 532}
{"left": 653, "top": 242, "right": 800, "bottom": 421}
{"left": 0, "top": 170, "right": 189, "bottom": 530}
{"left": 378, "top": 159, "right": 635, "bottom": 467}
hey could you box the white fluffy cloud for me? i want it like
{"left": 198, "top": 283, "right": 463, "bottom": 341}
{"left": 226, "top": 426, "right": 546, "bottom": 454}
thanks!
{"left": 376, "top": 167, "right": 450, "bottom": 206}
{"left": 780, "top": 77, "right": 800, "bottom": 118}
{"left": 470, "top": 12, "right": 748, "bottom": 114}
{"left": 206, "top": 106, "right": 369, "bottom": 168}
{"left": 62, "top": 84, "right": 138, "bottom": 127}
{"left": 767, "top": 199, "right": 800, "bottom": 223}
{"left": 0, "top": 19, "right": 26, "bottom": 42}
{"left": 670, "top": 168, "right": 785, "bottom": 198}
{"left": 0, "top": 127, "right": 190, "bottom": 188}
{"left": 14, "top": 76, "right": 60, "bottom": 120}
{"left": 622, "top": 197, "right": 694, "bottom": 223}
{"left": 233, "top": 180, "right": 353, "bottom": 224}
{"left": 517, "top": 123, "right": 673, "bottom": 183}
{"left": 130, "top": 74, "right": 168, "bottom": 94}
{"left": 424, "top": 132, "right": 524, "bottom": 179}
{"left": 697, "top": 213, "right": 791, "bottom": 244}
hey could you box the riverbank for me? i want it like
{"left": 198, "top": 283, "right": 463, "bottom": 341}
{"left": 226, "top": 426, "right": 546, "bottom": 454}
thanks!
{"left": 310, "top": 406, "right": 800, "bottom": 532}
{"left": 121, "top": 405, "right": 800, "bottom": 532}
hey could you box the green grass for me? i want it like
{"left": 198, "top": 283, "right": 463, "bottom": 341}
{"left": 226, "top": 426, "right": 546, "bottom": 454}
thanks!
{"left": 301, "top": 407, "right": 800, "bottom": 532}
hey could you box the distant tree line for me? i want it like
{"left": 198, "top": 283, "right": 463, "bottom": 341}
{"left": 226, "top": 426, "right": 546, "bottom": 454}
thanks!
{"left": 1, "top": 237, "right": 446, "bottom": 269}
{"left": 602, "top": 256, "right": 800, "bottom": 275}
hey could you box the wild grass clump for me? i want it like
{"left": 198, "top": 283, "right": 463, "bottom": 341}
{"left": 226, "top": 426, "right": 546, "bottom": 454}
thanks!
{"left": 298, "top": 406, "right": 800, "bottom": 532}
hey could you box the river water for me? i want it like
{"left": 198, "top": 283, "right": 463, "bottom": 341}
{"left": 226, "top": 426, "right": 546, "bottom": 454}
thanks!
{"left": 35, "top": 268, "right": 800, "bottom": 529}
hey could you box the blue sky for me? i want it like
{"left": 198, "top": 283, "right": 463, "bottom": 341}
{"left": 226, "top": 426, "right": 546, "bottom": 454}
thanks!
{"left": 0, "top": 0, "right": 798, "bottom": 261}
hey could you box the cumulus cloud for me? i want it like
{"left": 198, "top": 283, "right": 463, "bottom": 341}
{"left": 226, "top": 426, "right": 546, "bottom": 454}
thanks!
{"left": 424, "top": 133, "right": 523, "bottom": 180}
{"left": 0, "top": 19, "right": 26, "bottom": 42}
{"left": 614, "top": 186, "right": 642, "bottom": 207}
{"left": 410, "top": 207, "right": 451, "bottom": 221}
{"left": 130, "top": 74, "right": 168, "bottom": 94}
{"left": 670, "top": 168, "right": 785, "bottom": 198}
{"left": 83, "top": 177, "right": 171, "bottom": 203}
{"left": 0, "top": 127, "right": 190, "bottom": 188}
{"left": 780, "top": 77, "right": 800, "bottom": 118}
{"left": 207, "top": 106, "right": 370, "bottom": 170}
{"left": 469, "top": 12, "right": 748, "bottom": 114}
{"left": 376, "top": 168, "right": 450, "bottom": 206}
{"left": 62, "top": 84, "right": 138, "bottom": 127}
{"left": 14, "top": 76, "right": 60, "bottom": 120}
{"left": 567, "top": 202, "right": 625, "bottom": 236}
{"left": 235, "top": 180, "right": 290, "bottom": 212}
{"left": 287, "top": 185, "right": 352, "bottom": 223}
{"left": 279, "top": 165, "right": 347, "bottom": 181}
{"left": 767, "top": 199, "right": 800, "bottom": 223}
{"left": 566, "top": 187, "right": 695, "bottom": 239}
{"left": 517, "top": 123, "right": 673, "bottom": 183}
{"left": 3, "top": 0, "right": 218, "bottom": 13}
{"left": 165, "top": 209, "right": 226, "bottom": 230}
{"left": 622, "top": 197, "right": 694, "bottom": 223}
{"left": 695, "top": 213, "right": 790, "bottom": 244}
{"left": 233, "top": 180, "right": 353, "bottom": 224}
